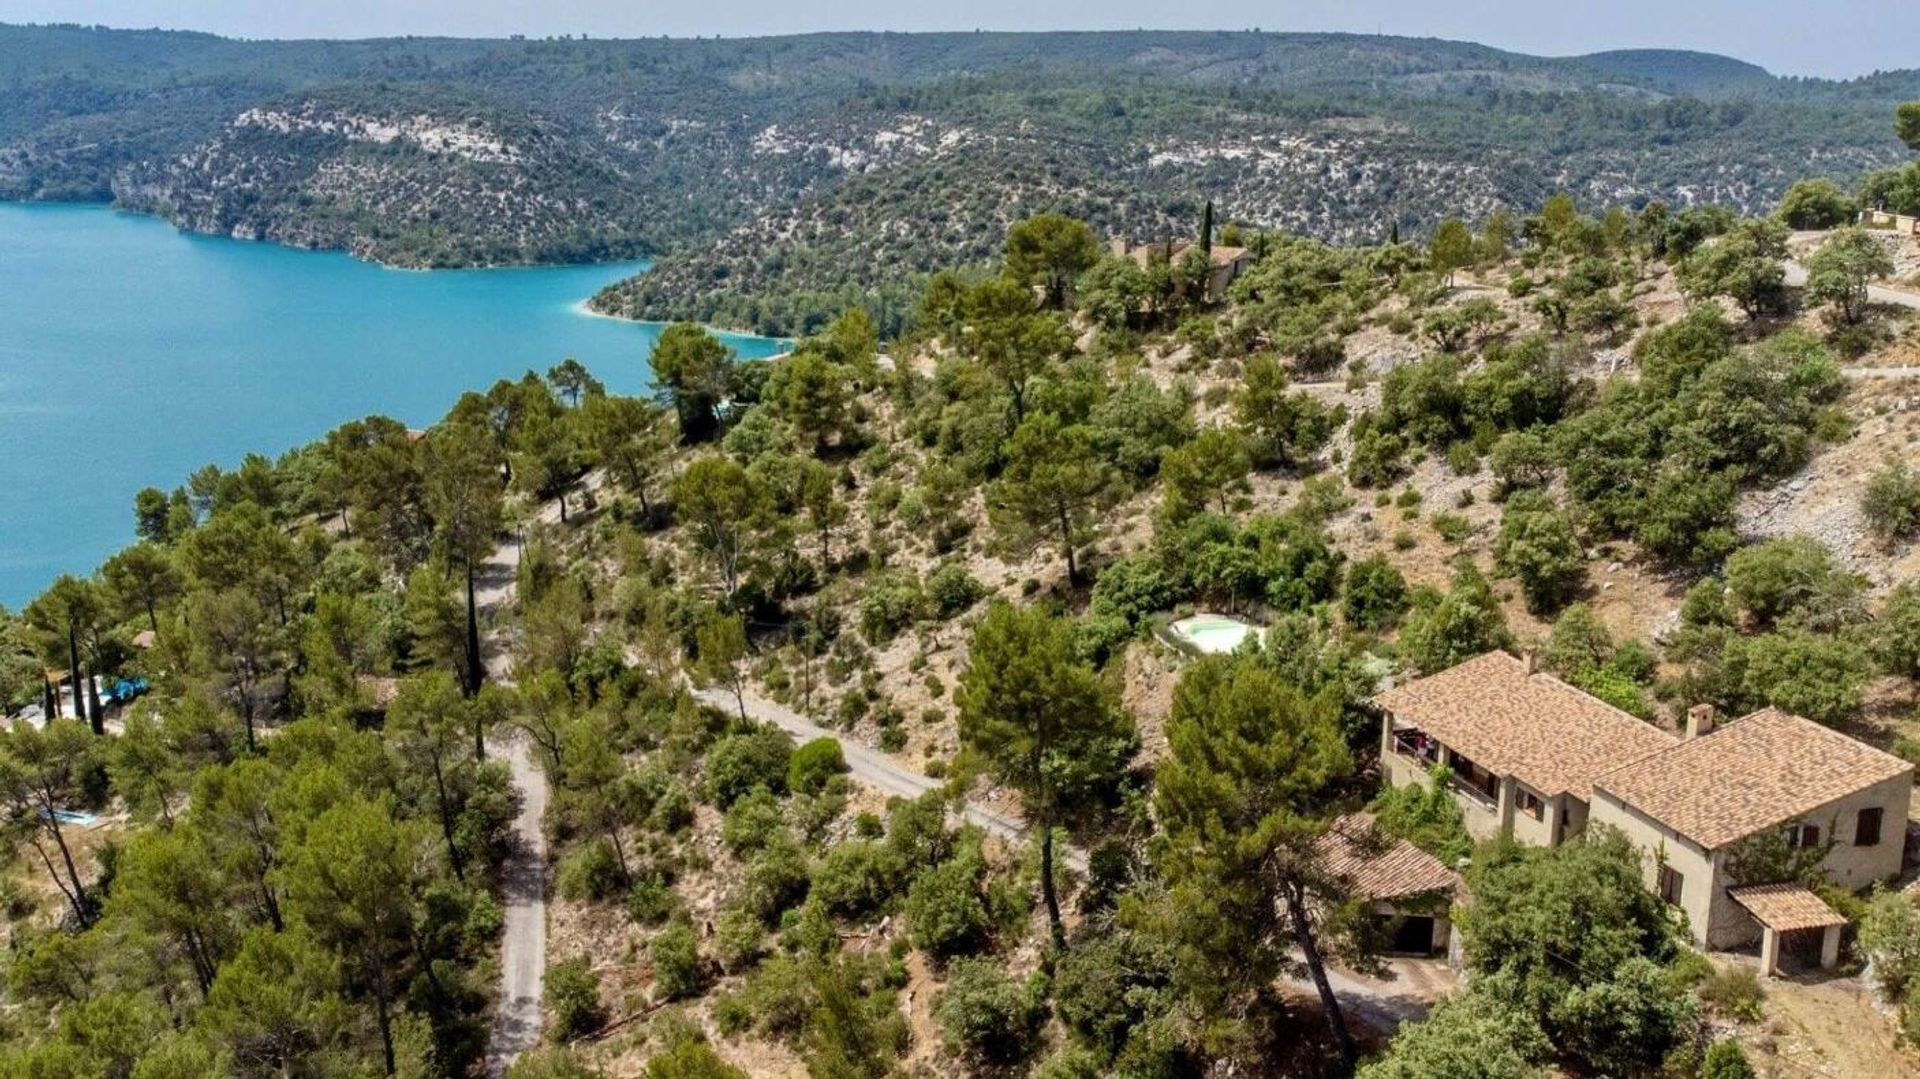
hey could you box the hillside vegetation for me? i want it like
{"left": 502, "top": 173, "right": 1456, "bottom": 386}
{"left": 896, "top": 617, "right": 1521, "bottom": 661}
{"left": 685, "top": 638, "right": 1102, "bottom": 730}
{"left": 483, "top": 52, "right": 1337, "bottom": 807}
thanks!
{"left": 8, "top": 121, "right": 1920, "bottom": 1075}
{"left": 4, "top": 25, "right": 1920, "bottom": 324}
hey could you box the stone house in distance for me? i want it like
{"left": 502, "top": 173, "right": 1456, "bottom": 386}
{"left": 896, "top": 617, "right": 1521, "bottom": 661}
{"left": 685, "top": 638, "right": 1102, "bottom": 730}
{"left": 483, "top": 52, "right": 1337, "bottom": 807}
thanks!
{"left": 1375, "top": 650, "right": 1913, "bottom": 974}
{"left": 1111, "top": 238, "right": 1251, "bottom": 303}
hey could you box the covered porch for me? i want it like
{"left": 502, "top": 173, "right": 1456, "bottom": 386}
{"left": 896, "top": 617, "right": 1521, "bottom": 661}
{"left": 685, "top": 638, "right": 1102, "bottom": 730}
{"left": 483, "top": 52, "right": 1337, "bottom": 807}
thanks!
{"left": 1380, "top": 717, "right": 1566, "bottom": 845}
{"left": 1729, "top": 883, "right": 1846, "bottom": 978}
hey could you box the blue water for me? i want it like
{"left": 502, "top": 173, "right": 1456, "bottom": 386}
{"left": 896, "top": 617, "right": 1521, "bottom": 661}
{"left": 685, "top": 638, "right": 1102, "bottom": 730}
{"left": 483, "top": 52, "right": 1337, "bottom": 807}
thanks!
{"left": 0, "top": 203, "right": 786, "bottom": 607}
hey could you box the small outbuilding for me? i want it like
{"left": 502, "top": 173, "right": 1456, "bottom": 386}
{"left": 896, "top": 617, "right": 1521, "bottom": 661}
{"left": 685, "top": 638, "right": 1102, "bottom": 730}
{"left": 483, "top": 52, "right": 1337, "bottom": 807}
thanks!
{"left": 1727, "top": 882, "right": 1847, "bottom": 977}
{"left": 1316, "top": 812, "right": 1462, "bottom": 956}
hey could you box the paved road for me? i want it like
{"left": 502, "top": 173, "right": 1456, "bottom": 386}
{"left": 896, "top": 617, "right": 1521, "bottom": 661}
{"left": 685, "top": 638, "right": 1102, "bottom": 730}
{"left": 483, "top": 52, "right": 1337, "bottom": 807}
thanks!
{"left": 689, "top": 686, "right": 1087, "bottom": 874}
{"left": 480, "top": 518, "right": 547, "bottom": 1077}
{"left": 1784, "top": 259, "right": 1920, "bottom": 312}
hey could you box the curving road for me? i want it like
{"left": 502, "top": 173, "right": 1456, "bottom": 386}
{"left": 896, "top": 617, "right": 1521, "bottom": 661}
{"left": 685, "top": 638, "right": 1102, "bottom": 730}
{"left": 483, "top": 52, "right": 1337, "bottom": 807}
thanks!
{"left": 686, "top": 685, "right": 1087, "bottom": 872}
{"left": 1783, "top": 258, "right": 1920, "bottom": 312}
{"left": 480, "top": 517, "right": 549, "bottom": 1076}
{"left": 686, "top": 685, "right": 1436, "bottom": 1029}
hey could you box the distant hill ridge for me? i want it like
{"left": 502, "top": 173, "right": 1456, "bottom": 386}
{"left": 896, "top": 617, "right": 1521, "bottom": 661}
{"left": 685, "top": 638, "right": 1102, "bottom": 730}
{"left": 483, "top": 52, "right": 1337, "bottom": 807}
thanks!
{"left": 3, "top": 24, "right": 1916, "bottom": 331}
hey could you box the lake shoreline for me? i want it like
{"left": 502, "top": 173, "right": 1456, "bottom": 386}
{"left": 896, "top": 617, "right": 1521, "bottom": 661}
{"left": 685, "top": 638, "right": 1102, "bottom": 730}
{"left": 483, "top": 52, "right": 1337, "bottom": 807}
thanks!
{"left": 0, "top": 202, "right": 788, "bottom": 607}
{"left": 4, "top": 193, "right": 658, "bottom": 274}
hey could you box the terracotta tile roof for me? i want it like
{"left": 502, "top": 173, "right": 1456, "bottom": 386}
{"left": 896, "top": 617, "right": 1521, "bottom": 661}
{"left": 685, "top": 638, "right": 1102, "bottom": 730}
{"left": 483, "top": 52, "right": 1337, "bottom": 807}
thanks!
{"left": 1316, "top": 812, "right": 1462, "bottom": 902}
{"left": 1728, "top": 883, "right": 1848, "bottom": 932}
{"left": 1373, "top": 651, "right": 1679, "bottom": 798}
{"left": 1593, "top": 708, "right": 1913, "bottom": 851}
{"left": 1124, "top": 241, "right": 1249, "bottom": 269}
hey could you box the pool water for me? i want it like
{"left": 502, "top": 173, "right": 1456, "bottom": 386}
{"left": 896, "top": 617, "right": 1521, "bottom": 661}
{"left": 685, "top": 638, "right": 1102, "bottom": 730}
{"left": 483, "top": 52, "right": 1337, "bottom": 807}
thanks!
{"left": 1169, "top": 614, "right": 1262, "bottom": 655}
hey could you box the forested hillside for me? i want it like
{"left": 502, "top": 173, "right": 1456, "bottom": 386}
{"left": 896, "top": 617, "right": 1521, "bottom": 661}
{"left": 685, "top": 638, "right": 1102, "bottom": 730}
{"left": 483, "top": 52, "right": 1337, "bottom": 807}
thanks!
{"left": 8, "top": 137, "right": 1920, "bottom": 1073}
{"left": 3, "top": 25, "right": 1919, "bottom": 326}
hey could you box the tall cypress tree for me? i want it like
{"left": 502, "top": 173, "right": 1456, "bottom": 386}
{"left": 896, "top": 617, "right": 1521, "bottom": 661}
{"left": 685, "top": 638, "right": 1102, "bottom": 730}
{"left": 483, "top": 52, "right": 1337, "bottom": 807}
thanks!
{"left": 1200, "top": 199, "right": 1214, "bottom": 255}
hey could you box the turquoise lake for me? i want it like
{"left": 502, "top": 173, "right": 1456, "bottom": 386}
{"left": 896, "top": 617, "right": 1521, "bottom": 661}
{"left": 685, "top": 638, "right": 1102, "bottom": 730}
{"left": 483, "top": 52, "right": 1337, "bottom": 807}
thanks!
{"left": 0, "top": 203, "right": 787, "bottom": 607}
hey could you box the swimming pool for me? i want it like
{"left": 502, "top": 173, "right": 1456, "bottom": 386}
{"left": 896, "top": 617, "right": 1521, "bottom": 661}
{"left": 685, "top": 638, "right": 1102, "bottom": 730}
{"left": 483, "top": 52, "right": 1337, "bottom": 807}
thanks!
{"left": 1167, "top": 614, "right": 1263, "bottom": 655}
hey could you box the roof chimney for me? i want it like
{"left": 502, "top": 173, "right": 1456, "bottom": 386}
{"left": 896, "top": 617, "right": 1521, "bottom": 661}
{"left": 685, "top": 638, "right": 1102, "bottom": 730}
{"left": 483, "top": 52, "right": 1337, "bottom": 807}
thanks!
{"left": 1686, "top": 703, "right": 1716, "bottom": 740}
{"left": 1521, "top": 648, "right": 1539, "bottom": 675}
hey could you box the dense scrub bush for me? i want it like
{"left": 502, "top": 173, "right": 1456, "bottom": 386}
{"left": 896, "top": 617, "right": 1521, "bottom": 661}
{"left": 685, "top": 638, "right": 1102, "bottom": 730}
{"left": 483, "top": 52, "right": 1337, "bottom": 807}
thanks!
{"left": 1725, "top": 536, "right": 1864, "bottom": 630}
{"left": 1050, "top": 929, "right": 1179, "bottom": 1062}
{"left": 741, "top": 838, "right": 812, "bottom": 923}
{"left": 1557, "top": 312, "right": 1841, "bottom": 565}
{"left": 787, "top": 738, "right": 848, "bottom": 795}
{"left": 721, "top": 787, "right": 787, "bottom": 856}
{"left": 1090, "top": 554, "right": 1179, "bottom": 627}
{"left": 1341, "top": 554, "right": 1408, "bottom": 631}
{"left": 556, "top": 837, "right": 627, "bottom": 902}
{"left": 1864, "top": 460, "right": 1920, "bottom": 544}
{"left": 714, "top": 906, "right": 766, "bottom": 974}
{"left": 858, "top": 572, "right": 925, "bottom": 645}
{"left": 705, "top": 727, "right": 792, "bottom": 807}
{"left": 1088, "top": 376, "right": 1196, "bottom": 480}
{"left": 1494, "top": 491, "right": 1586, "bottom": 614}
{"left": 937, "top": 959, "right": 1047, "bottom": 1067}
{"left": 1774, "top": 177, "right": 1855, "bottom": 229}
{"left": 651, "top": 920, "right": 706, "bottom": 1001}
{"left": 1398, "top": 564, "right": 1512, "bottom": 673}
{"left": 628, "top": 873, "right": 679, "bottom": 926}
{"left": 903, "top": 849, "right": 990, "bottom": 957}
{"left": 925, "top": 561, "right": 987, "bottom": 618}
{"left": 1347, "top": 419, "right": 1409, "bottom": 489}
{"left": 1357, "top": 991, "right": 1548, "bottom": 1079}
{"left": 546, "top": 959, "right": 605, "bottom": 1040}
{"left": 811, "top": 840, "right": 897, "bottom": 917}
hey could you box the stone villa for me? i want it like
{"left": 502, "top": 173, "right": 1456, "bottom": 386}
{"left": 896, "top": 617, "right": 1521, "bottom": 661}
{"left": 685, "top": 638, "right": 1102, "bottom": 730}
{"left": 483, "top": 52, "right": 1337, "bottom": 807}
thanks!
{"left": 1375, "top": 650, "right": 1913, "bottom": 973}
{"left": 1110, "top": 237, "right": 1251, "bottom": 302}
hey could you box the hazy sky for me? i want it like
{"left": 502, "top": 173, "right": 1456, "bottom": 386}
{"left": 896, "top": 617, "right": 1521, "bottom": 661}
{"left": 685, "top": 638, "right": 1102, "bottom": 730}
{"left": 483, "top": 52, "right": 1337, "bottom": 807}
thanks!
{"left": 1, "top": 0, "right": 1914, "bottom": 79}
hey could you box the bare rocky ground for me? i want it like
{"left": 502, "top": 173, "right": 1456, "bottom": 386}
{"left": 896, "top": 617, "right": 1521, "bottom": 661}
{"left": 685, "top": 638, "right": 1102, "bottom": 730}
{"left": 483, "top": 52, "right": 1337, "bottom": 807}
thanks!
{"left": 1729, "top": 962, "right": 1920, "bottom": 1078}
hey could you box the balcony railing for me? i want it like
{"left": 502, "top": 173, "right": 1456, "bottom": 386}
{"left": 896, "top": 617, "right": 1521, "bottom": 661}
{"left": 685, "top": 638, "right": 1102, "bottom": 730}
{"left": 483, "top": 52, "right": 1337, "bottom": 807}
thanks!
{"left": 1448, "top": 772, "right": 1499, "bottom": 810}
{"left": 1390, "top": 729, "right": 1440, "bottom": 767}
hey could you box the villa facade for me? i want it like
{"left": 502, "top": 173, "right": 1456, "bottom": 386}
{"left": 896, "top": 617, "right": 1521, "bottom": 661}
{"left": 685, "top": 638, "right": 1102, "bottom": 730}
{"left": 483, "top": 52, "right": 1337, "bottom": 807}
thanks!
{"left": 1375, "top": 651, "right": 1913, "bottom": 968}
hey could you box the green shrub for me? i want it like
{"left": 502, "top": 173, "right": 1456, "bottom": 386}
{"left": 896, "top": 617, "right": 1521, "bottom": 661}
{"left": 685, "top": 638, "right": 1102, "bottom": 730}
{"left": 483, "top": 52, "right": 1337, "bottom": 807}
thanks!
{"left": 1861, "top": 889, "right": 1920, "bottom": 1001}
{"left": 787, "top": 737, "right": 848, "bottom": 795}
{"left": 741, "top": 839, "right": 812, "bottom": 924}
{"left": 1703, "top": 1040, "right": 1757, "bottom": 1079}
{"left": 705, "top": 728, "right": 793, "bottom": 807}
{"left": 811, "top": 840, "right": 896, "bottom": 917}
{"left": 1358, "top": 991, "right": 1547, "bottom": 1079}
{"left": 556, "top": 838, "right": 627, "bottom": 903}
{"left": 721, "top": 787, "right": 786, "bottom": 856}
{"left": 1051, "top": 929, "right": 1178, "bottom": 1060}
{"left": 926, "top": 561, "right": 987, "bottom": 618}
{"left": 714, "top": 906, "right": 766, "bottom": 974}
{"left": 903, "top": 851, "right": 989, "bottom": 957}
{"left": 628, "top": 873, "right": 678, "bottom": 926}
{"left": 937, "top": 958, "right": 1046, "bottom": 1066}
{"left": 1342, "top": 554, "right": 1409, "bottom": 631}
{"left": 650, "top": 920, "right": 705, "bottom": 1001}
{"left": 1431, "top": 513, "right": 1470, "bottom": 544}
{"left": 651, "top": 782, "right": 695, "bottom": 833}
{"left": 858, "top": 572, "right": 925, "bottom": 645}
{"left": 546, "top": 958, "right": 605, "bottom": 1040}
{"left": 643, "top": 1029, "right": 748, "bottom": 1078}
{"left": 1864, "top": 460, "right": 1920, "bottom": 544}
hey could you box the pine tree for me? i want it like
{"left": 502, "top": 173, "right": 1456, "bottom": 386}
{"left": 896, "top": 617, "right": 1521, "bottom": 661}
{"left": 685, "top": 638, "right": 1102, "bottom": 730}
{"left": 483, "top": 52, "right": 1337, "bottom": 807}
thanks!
{"left": 1152, "top": 655, "right": 1361, "bottom": 1065}
{"left": 956, "top": 602, "right": 1133, "bottom": 946}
